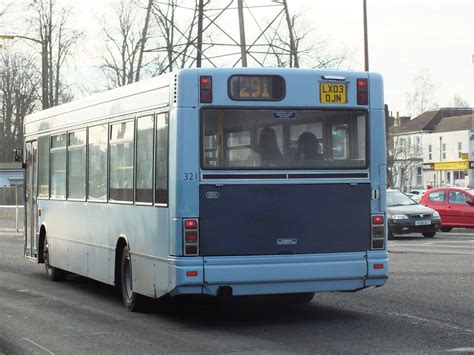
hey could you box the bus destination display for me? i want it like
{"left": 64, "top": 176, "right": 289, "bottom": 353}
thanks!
{"left": 229, "top": 75, "right": 284, "bottom": 101}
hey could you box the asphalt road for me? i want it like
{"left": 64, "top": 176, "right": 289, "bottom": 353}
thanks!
{"left": 0, "top": 230, "right": 472, "bottom": 354}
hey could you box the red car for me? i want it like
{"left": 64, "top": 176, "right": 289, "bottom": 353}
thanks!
{"left": 420, "top": 187, "right": 474, "bottom": 231}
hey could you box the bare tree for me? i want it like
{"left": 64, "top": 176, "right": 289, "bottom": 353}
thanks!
{"left": 451, "top": 94, "right": 470, "bottom": 108}
{"left": 150, "top": 0, "right": 201, "bottom": 72}
{"left": 265, "top": 5, "right": 347, "bottom": 69}
{"left": 0, "top": 3, "right": 10, "bottom": 18}
{"left": 406, "top": 69, "right": 438, "bottom": 117}
{"left": 389, "top": 136, "right": 422, "bottom": 191}
{"left": 27, "top": 0, "right": 81, "bottom": 108}
{"left": 101, "top": 0, "right": 160, "bottom": 88}
{"left": 0, "top": 50, "right": 40, "bottom": 162}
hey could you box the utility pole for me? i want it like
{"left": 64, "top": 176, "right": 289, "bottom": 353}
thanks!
{"left": 0, "top": 34, "right": 49, "bottom": 109}
{"left": 196, "top": 0, "right": 204, "bottom": 67}
{"left": 237, "top": 0, "right": 247, "bottom": 67}
{"left": 41, "top": 35, "right": 49, "bottom": 109}
{"left": 363, "top": 0, "right": 369, "bottom": 71}
{"left": 282, "top": 0, "right": 298, "bottom": 68}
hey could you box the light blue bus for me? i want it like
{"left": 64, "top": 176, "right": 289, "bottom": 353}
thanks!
{"left": 23, "top": 68, "right": 388, "bottom": 311}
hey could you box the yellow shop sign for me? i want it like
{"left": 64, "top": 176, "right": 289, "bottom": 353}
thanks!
{"left": 434, "top": 161, "right": 470, "bottom": 171}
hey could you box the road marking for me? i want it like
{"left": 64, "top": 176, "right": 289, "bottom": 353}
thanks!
{"left": 22, "top": 338, "right": 55, "bottom": 355}
{"left": 446, "top": 348, "right": 474, "bottom": 352}
{"left": 389, "top": 312, "right": 474, "bottom": 334}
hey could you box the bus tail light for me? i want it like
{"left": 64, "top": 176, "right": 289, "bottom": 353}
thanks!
{"left": 372, "top": 215, "right": 383, "bottom": 225}
{"left": 200, "top": 76, "right": 212, "bottom": 103}
{"left": 371, "top": 214, "right": 385, "bottom": 250}
{"left": 372, "top": 239, "right": 384, "bottom": 249}
{"left": 357, "top": 78, "right": 368, "bottom": 105}
{"left": 183, "top": 218, "right": 199, "bottom": 256}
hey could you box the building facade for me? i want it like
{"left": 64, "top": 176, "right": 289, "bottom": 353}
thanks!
{"left": 0, "top": 163, "right": 24, "bottom": 187}
{"left": 389, "top": 108, "right": 473, "bottom": 191}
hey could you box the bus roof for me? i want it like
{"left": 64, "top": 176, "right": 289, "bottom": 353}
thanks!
{"left": 24, "top": 67, "right": 383, "bottom": 137}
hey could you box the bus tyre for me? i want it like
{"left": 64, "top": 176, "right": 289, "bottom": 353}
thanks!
{"left": 440, "top": 227, "right": 452, "bottom": 232}
{"left": 120, "top": 245, "right": 147, "bottom": 312}
{"left": 43, "top": 237, "right": 66, "bottom": 282}
{"left": 422, "top": 232, "right": 436, "bottom": 238}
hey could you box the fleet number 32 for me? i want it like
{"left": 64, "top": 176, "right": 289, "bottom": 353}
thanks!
{"left": 184, "top": 172, "right": 198, "bottom": 181}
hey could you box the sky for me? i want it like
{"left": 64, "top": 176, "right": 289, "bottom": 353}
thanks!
{"left": 1, "top": 0, "right": 473, "bottom": 117}
{"left": 290, "top": 0, "right": 473, "bottom": 117}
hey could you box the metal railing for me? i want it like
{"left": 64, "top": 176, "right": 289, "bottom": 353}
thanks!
{"left": 0, "top": 186, "right": 24, "bottom": 233}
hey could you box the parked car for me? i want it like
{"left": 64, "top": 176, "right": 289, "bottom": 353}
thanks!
{"left": 419, "top": 187, "right": 474, "bottom": 232}
{"left": 386, "top": 190, "right": 441, "bottom": 239}
{"left": 404, "top": 192, "right": 417, "bottom": 200}
{"left": 409, "top": 189, "right": 426, "bottom": 203}
{"left": 410, "top": 189, "right": 426, "bottom": 196}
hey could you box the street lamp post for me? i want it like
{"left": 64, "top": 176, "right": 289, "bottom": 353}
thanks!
{"left": 0, "top": 34, "right": 49, "bottom": 110}
{"left": 363, "top": 0, "right": 369, "bottom": 71}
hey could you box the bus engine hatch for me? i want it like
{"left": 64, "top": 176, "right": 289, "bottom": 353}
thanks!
{"left": 199, "top": 183, "right": 371, "bottom": 256}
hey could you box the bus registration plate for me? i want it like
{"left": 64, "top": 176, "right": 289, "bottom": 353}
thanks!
{"left": 320, "top": 83, "right": 347, "bottom": 104}
{"left": 415, "top": 220, "right": 431, "bottom": 226}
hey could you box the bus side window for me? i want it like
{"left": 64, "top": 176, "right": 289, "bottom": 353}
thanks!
{"left": 88, "top": 125, "right": 108, "bottom": 201}
{"left": 155, "top": 113, "right": 169, "bottom": 206}
{"left": 38, "top": 135, "right": 50, "bottom": 197}
{"left": 136, "top": 115, "right": 154, "bottom": 203}
{"left": 109, "top": 120, "right": 134, "bottom": 202}
{"left": 50, "top": 134, "right": 66, "bottom": 199}
{"left": 68, "top": 130, "right": 86, "bottom": 200}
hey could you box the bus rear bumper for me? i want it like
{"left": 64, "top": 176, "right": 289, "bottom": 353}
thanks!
{"left": 169, "top": 252, "right": 388, "bottom": 296}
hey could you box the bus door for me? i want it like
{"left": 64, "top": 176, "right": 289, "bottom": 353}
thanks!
{"left": 24, "top": 140, "right": 38, "bottom": 259}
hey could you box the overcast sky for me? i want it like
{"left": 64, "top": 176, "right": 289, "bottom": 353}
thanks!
{"left": 3, "top": 0, "right": 473, "bottom": 117}
{"left": 291, "top": 0, "right": 473, "bottom": 116}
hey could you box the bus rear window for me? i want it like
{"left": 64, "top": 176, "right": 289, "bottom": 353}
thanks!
{"left": 201, "top": 109, "right": 367, "bottom": 170}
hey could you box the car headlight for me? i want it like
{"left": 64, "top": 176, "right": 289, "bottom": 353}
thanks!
{"left": 432, "top": 211, "right": 440, "bottom": 218}
{"left": 392, "top": 214, "right": 409, "bottom": 220}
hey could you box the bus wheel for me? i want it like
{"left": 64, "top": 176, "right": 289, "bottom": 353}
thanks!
{"left": 120, "top": 245, "right": 147, "bottom": 312}
{"left": 43, "top": 237, "right": 66, "bottom": 281}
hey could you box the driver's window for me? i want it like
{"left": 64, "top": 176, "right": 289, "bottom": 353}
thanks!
{"left": 448, "top": 191, "right": 468, "bottom": 205}
{"left": 428, "top": 191, "right": 445, "bottom": 203}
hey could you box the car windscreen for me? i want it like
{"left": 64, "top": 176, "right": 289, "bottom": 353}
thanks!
{"left": 387, "top": 191, "right": 417, "bottom": 207}
{"left": 201, "top": 109, "right": 367, "bottom": 169}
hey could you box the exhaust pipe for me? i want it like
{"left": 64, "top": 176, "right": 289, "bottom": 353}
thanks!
{"left": 217, "top": 286, "right": 233, "bottom": 297}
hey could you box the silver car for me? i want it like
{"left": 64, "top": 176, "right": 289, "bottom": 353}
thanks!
{"left": 387, "top": 190, "right": 440, "bottom": 239}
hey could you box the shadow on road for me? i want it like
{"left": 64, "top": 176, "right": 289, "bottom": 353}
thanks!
{"left": 60, "top": 274, "right": 361, "bottom": 327}
{"left": 152, "top": 294, "right": 361, "bottom": 327}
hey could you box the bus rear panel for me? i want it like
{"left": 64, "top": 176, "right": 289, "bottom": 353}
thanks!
{"left": 170, "top": 68, "right": 387, "bottom": 297}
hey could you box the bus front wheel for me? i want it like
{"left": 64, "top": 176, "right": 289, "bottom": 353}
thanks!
{"left": 120, "top": 245, "right": 147, "bottom": 312}
{"left": 43, "top": 237, "right": 66, "bottom": 281}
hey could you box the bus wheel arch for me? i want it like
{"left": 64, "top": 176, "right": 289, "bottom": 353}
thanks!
{"left": 41, "top": 226, "right": 67, "bottom": 281}
{"left": 38, "top": 224, "right": 47, "bottom": 264}
{"left": 114, "top": 236, "right": 128, "bottom": 288}
{"left": 115, "top": 237, "right": 148, "bottom": 312}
